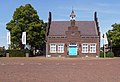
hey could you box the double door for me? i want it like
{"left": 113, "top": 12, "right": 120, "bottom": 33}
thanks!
{"left": 68, "top": 43, "right": 77, "bottom": 56}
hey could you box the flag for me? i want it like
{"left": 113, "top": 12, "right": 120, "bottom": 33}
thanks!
{"left": 103, "top": 33, "right": 108, "bottom": 45}
{"left": 22, "top": 32, "right": 26, "bottom": 44}
{"left": 7, "top": 32, "right": 11, "bottom": 44}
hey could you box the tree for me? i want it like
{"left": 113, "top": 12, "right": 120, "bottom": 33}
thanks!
{"left": 107, "top": 23, "right": 120, "bottom": 56}
{"left": 6, "top": 4, "right": 46, "bottom": 51}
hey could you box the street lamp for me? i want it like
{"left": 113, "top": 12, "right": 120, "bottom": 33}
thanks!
{"left": 110, "top": 38, "right": 112, "bottom": 53}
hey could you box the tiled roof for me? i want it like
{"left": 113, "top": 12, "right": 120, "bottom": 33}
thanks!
{"left": 49, "top": 21, "right": 98, "bottom": 36}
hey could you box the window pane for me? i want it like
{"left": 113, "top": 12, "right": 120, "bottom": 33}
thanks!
{"left": 90, "top": 44, "right": 96, "bottom": 53}
{"left": 50, "top": 43, "right": 56, "bottom": 53}
{"left": 82, "top": 43, "right": 88, "bottom": 53}
{"left": 58, "top": 43, "right": 64, "bottom": 53}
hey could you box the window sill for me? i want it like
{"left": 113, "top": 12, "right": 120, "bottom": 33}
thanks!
{"left": 89, "top": 52, "right": 96, "bottom": 53}
{"left": 50, "top": 52, "right": 57, "bottom": 53}
{"left": 82, "top": 52, "right": 89, "bottom": 53}
{"left": 57, "top": 52, "right": 64, "bottom": 54}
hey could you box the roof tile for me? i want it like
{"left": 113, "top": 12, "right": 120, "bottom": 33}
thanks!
{"left": 49, "top": 21, "right": 98, "bottom": 36}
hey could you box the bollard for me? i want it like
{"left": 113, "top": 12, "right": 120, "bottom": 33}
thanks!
{"left": 26, "top": 53, "right": 29, "bottom": 57}
{"left": 6, "top": 53, "right": 9, "bottom": 57}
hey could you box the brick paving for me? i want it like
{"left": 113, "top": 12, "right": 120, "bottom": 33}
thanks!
{"left": 0, "top": 57, "right": 120, "bottom": 82}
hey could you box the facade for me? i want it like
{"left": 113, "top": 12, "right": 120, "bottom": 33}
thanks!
{"left": 46, "top": 10, "right": 100, "bottom": 57}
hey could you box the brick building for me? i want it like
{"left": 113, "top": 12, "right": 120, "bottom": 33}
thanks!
{"left": 46, "top": 10, "right": 100, "bottom": 57}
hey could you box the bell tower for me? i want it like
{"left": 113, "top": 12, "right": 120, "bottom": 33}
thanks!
{"left": 70, "top": 9, "right": 76, "bottom": 20}
{"left": 66, "top": 9, "right": 80, "bottom": 39}
{"left": 70, "top": 9, "right": 76, "bottom": 27}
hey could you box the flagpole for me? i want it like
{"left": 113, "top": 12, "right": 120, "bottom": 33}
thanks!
{"left": 103, "top": 33, "right": 105, "bottom": 58}
{"left": 103, "top": 33, "right": 108, "bottom": 58}
{"left": 104, "top": 44, "right": 105, "bottom": 58}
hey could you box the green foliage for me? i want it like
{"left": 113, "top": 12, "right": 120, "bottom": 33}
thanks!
{"left": 107, "top": 23, "right": 120, "bottom": 56}
{"left": 107, "top": 23, "right": 120, "bottom": 47}
{"left": 106, "top": 52, "right": 114, "bottom": 58}
{"left": 100, "top": 51, "right": 104, "bottom": 58}
{"left": 0, "top": 47, "right": 6, "bottom": 57}
{"left": 112, "top": 47, "right": 120, "bottom": 57}
{"left": 6, "top": 50, "right": 28, "bottom": 57}
{"left": 99, "top": 51, "right": 114, "bottom": 58}
{"left": 0, "top": 51, "right": 6, "bottom": 57}
{"left": 6, "top": 4, "right": 46, "bottom": 50}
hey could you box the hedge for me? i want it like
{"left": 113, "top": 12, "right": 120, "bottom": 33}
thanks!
{"left": 100, "top": 51, "right": 114, "bottom": 58}
{"left": 6, "top": 49, "right": 32, "bottom": 57}
{"left": 106, "top": 52, "right": 114, "bottom": 58}
{"left": 100, "top": 51, "right": 104, "bottom": 58}
{"left": 0, "top": 51, "right": 6, "bottom": 57}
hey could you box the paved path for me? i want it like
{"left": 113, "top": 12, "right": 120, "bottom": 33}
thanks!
{"left": 0, "top": 57, "right": 120, "bottom": 82}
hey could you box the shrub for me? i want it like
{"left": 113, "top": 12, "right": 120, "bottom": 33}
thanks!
{"left": 6, "top": 49, "right": 34, "bottom": 57}
{"left": 106, "top": 52, "right": 114, "bottom": 58}
{"left": 100, "top": 51, "right": 114, "bottom": 58}
{"left": 6, "top": 49, "right": 27, "bottom": 57}
{"left": 0, "top": 51, "right": 6, "bottom": 57}
{"left": 100, "top": 51, "right": 104, "bottom": 58}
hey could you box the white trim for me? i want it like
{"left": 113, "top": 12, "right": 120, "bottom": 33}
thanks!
{"left": 69, "top": 43, "right": 77, "bottom": 46}
{"left": 57, "top": 43, "right": 64, "bottom": 53}
{"left": 50, "top": 43, "right": 57, "bottom": 53}
{"left": 90, "top": 43, "right": 96, "bottom": 53}
{"left": 82, "top": 43, "right": 88, "bottom": 53}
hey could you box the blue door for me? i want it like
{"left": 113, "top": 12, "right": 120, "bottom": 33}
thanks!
{"left": 68, "top": 46, "right": 77, "bottom": 56}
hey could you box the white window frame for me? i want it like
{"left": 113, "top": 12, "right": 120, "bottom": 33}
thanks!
{"left": 58, "top": 43, "right": 64, "bottom": 53}
{"left": 82, "top": 43, "right": 88, "bottom": 53}
{"left": 90, "top": 43, "right": 96, "bottom": 53}
{"left": 50, "top": 43, "right": 56, "bottom": 53}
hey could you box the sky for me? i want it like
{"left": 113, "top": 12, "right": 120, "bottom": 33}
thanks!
{"left": 0, "top": 0, "right": 120, "bottom": 49}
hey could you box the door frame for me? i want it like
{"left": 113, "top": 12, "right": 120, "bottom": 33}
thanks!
{"left": 68, "top": 43, "right": 77, "bottom": 56}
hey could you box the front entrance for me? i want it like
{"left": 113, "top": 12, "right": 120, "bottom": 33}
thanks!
{"left": 68, "top": 43, "right": 77, "bottom": 56}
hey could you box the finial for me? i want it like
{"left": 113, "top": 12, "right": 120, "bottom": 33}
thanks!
{"left": 70, "top": 8, "right": 76, "bottom": 20}
{"left": 94, "top": 11, "right": 97, "bottom": 21}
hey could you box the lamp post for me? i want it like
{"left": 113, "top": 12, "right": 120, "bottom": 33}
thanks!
{"left": 110, "top": 38, "right": 112, "bottom": 53}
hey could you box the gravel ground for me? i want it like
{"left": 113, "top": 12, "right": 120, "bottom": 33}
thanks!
{"left": 0, "top": 57, "right": 120, "bottom": 82}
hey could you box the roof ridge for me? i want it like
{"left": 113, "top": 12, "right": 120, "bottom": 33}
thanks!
{"left": 52, "top": 20, "right": 94, "bottom": 22}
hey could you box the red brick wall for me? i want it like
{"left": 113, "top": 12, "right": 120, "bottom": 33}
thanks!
{"left": 47, "top": 36, "right": 100, "bottom": 57}
{"left": 47, "top": 24, "right": 100, "bottom": 57}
